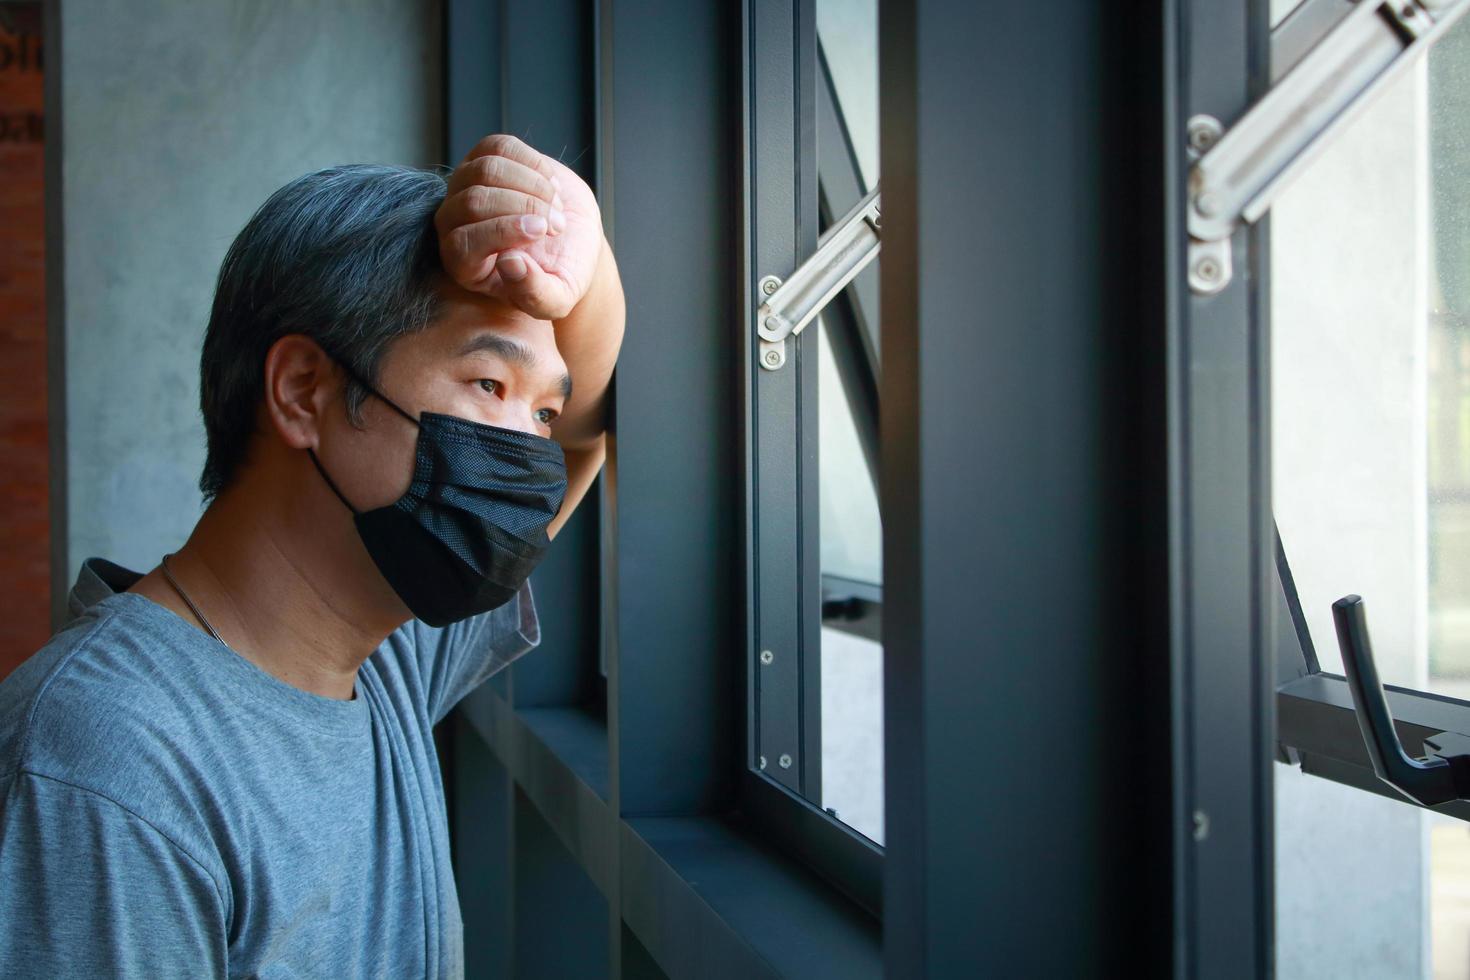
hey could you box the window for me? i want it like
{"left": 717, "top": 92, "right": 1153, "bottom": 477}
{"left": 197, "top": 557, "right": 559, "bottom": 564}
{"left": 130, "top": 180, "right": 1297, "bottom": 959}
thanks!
{"left": 1267, "top": 2, "right": 1470, "bottom": 974}
{"left": 741, "top": 0, "right": 883, "bottom": 910}
{"left": 746, "top": 0, "right": 884, "bottom": 840}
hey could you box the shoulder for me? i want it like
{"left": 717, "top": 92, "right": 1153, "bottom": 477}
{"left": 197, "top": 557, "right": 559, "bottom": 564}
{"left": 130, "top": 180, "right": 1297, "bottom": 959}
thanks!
{"left": 0, "top": 596, "right": 224, "bottom": 863}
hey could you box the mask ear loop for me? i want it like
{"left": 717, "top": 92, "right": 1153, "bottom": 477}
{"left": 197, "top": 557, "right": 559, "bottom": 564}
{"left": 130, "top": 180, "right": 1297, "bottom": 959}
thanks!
{"left": 307, "top": 448, "right": 361, "bottom": 515}
{"left": 337, "top": 361, "right": 422, "bottom": 429}
{"left": 309, "top": 355, "right": 423, "bottom": 513}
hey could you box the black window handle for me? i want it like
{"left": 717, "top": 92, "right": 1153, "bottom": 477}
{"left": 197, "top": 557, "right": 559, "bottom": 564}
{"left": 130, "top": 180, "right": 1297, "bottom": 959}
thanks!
{"left": 1331, "top": 595, "right": 1470, "bottom": 807}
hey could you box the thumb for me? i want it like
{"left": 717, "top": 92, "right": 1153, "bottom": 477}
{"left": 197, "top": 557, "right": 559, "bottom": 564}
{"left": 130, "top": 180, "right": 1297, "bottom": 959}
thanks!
{"left": 495, "top": 251, "right": 575, "bottom": 320}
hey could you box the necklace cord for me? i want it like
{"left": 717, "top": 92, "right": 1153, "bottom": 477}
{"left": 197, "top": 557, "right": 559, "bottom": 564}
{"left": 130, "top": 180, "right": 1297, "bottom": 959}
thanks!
{"left": 160, "top": 553, "right": 228, "bottom": 647}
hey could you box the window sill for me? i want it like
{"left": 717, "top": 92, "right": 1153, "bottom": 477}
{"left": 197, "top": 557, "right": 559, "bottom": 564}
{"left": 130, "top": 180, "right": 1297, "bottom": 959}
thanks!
{"left": 454, "top": 686, "right": 881, "bottom": 979}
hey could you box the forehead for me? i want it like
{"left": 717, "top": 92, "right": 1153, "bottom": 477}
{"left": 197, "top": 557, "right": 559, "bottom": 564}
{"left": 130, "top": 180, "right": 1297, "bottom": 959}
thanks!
{"left": 388, "top": 282, "right": 567, "bottom": 378}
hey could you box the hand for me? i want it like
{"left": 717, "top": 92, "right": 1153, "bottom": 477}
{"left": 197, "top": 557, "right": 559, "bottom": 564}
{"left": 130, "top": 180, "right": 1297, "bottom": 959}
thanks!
{"left": 434, "top": 134, "right": 605, "bottom": 320}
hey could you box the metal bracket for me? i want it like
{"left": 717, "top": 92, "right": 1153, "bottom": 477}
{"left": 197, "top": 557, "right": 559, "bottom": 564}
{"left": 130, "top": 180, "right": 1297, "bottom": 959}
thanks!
{"left": 1186, "top": 0, "right": 1470, "bottom": 294}
{"left": 757, "top": 186, "right": 881, "bottom": 370}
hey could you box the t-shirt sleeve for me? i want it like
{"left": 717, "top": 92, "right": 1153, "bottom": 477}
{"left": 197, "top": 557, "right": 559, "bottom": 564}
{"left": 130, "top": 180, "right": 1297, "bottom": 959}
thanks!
{"left": 404, "top": 578, "right": 542, "bottom": 725}
{"left": 0, "top": 770, "right": 228, "bottom": 978}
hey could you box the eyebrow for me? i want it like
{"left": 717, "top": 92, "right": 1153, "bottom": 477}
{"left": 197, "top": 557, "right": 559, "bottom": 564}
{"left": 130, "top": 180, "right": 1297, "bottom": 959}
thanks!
{"left": 457, "top": 333, "right": 573, "bottom": 402}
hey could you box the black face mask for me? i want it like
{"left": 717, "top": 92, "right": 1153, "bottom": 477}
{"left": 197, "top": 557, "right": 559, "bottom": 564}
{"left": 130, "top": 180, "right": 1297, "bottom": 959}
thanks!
{"left": 308, "top": 368, "right": 567, "bottom": 628}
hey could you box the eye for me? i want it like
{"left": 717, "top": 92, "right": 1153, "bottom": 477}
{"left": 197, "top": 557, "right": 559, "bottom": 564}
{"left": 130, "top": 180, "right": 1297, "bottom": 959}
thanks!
{"left": 535, "top": 408, "right": 560, "bottom": 426}
{"left": 477, "top": 379, "right": 500, "bottom": 395}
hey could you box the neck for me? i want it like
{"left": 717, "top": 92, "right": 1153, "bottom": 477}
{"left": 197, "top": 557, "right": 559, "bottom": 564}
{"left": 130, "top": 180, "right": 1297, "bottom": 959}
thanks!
{"left": 139, "top": 478, "right": 405, "bottom": 700}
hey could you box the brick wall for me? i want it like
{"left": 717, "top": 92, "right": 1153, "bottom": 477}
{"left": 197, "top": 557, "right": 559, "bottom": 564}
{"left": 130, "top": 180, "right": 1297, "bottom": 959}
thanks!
{"left": 0, "top": 7, "right": 50, "bottom": 675}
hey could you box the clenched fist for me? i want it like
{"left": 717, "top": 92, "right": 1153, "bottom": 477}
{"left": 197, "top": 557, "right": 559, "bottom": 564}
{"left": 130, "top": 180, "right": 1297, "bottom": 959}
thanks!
{"left": 435, "top": 134, "right": 605, "bottom": 320}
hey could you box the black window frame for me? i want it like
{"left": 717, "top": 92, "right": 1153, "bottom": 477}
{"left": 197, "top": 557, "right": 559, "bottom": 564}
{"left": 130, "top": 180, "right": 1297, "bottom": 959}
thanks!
{"left": 736, "top": 0, "right": 887, "bottom": 919}
{"left": 442, "top": 0, "right": 1210, "bottom": 974}
{"left": 1180, "top": 0, "right": 1470, "bottom": 972}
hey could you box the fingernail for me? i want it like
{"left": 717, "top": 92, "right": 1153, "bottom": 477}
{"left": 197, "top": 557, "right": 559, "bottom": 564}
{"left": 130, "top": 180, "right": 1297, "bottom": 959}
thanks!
{"left": 550, "top": 175, "right": 563, "bottom": 194}
{"left": 500, "top": 252, "right": 528, "bottom": 281}
{"left": 549, "top": 208, "right": 566, "bottom": 234}
{"left": 520, "top": 213, "right": 548, "bottom": 237}
{"left": 552, "top": 191, "right": 564, "bottom": 210}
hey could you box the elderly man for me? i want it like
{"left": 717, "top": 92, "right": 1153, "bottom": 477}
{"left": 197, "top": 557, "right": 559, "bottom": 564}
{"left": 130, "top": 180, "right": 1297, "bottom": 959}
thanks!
{"left": 0, "top": 135, "right": 624, "bottom": 977}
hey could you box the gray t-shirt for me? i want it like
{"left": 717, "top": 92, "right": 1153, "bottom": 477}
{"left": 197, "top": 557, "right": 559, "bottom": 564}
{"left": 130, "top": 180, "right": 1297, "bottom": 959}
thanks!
{"left": 0, "top": 556, "right": 539, "bottom": 978}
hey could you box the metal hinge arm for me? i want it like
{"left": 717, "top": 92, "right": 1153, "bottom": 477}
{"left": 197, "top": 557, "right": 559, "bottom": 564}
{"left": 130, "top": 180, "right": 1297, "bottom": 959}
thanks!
{"left": 1187, "top": 0, "right": 1469, "bottom": 294}
{"left": 757, "top": 186, "right": 881, "bottom": 370}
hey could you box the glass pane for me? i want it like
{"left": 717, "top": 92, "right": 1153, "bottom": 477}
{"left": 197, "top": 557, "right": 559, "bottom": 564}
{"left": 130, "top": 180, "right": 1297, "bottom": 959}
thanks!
{"left": 1273, "top": 18, "right": 1470, "bottom": 703}
{"left": 1271, "top": 16, "right": 1470, "bottom": 977}
{"left": 1433, "top": 811, "right": 1470, "bottom": 979}
{"left": 818, "top": 317, "right": 880, "bottom": 584}
{"left": 813, "top": 0, "right": 882, "bottom": 846}
{"left": 817, "top": 315, "right": 882, "bottom": 845}
{"left": 818, "top": 0, "right": 877, "bottom": 187}
{"left": 1270, "top": 0, "right": 1305, "bottom": 28}
{"left": 1429, "top": 19, "right": 1470, "bottom": 706}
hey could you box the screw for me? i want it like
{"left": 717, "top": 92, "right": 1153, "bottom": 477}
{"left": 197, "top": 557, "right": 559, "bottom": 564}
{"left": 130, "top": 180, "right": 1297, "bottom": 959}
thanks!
{"left": 1192, "top": 809, "right": 1210, "bottom": 842}
{"left": 1194, "top": 256, "right": 1221, "bottom": 284}
{"left": 1195, "top": 192, "right": 1221, "bottom": 218}
{"left": 778, "top": 753, "right": 792, "bottom": 769}
{"left": 763, "top": 315, "right": 782, "bottom": 332}
{"left": 759, "top": 755, "right": 767, "bottom": 770}
{"left": 760, "top": 649, "right": 774, "bottom": 665}
{"left": 761, "top": 277, "right": 779, "bottom": 295}
{"left": 1186, "top": 114, "right": 1222, "bottom": 158}
{"left": 762, "top": 349, "right": 783, "bottom": 368}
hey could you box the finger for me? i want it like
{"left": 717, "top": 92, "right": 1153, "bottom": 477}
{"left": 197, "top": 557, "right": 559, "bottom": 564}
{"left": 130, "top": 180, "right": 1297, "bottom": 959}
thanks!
{"left": 494, "top": 250, "right": 575, "bottom": 320}
{"left": 435, "top": 186, "right": 566, "bottom": 236}
{"left": 440, "top": 216, "right": 549, "bottom": 288}
{"left": 462, "top": 134, "right": 560, "bottom": 187}
{"left": 446, "top": 153, "right": 560, "bottom": 208}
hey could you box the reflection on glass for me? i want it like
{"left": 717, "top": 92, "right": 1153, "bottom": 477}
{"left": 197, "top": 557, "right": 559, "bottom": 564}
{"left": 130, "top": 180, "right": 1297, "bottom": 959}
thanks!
{"left": 1433, "top": 812, "right": 1470, "bottom": 979}
{"left": 818, "top": 0, "right": 877, "bottom": 187}
{"left": 1272, "top": 21, "right": 1470, "bottom": 706}
{"left": 818, "top": 317, "right": 880, "bottom": 584}
{"left": 1271, "top": 15, "right": 1470, "bottom": 978}
{"left": 1429, "top": 21, "right": 1470, "bottom": 706}
{"left": 814, "top": 0, "right": 882, "bottom": 846}
{"left": 817, "top": 315, "right": 882, "bottom": 844}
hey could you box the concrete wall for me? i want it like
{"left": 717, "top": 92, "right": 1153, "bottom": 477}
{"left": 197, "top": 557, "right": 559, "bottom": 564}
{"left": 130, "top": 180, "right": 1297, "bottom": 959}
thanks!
{"left": 55, "top": 0, "right": 443, "bottom": 600}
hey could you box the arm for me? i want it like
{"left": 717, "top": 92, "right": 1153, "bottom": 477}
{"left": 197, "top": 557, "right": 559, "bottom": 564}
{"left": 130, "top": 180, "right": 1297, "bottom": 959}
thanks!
{"left": 547, "top": 237, "right": 623, "bottom": 537}
{"left": 434, "top": 135, "right": 626, "bottom": 538}
{"left": 0, "top": 771, "right": 228, "bottom": 977}
{"left": 406, "top": 576, "right": 541, "bottom": 724}
{"left": 549, "top": 440, "right": 605, "bottom": 540}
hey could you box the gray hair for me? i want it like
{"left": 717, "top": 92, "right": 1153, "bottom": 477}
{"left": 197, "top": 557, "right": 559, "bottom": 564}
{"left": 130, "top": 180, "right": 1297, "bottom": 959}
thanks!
{"left": 198, "top": 163, "right": 450, "bottom": 501}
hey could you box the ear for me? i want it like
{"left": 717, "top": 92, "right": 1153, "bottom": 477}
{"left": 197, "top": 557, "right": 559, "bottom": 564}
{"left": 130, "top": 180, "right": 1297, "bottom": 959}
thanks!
{"left": 262, "top": 335, "right": 339, "bottom": 451}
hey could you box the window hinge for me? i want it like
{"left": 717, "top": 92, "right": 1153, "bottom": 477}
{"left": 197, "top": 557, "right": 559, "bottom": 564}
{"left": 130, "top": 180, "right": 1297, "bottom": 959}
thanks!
{"left": 1186, "top": 0, "right": 1469, "bottom": 295}
{"left": 757, "top": 186, "right": 880, "bottom": 370}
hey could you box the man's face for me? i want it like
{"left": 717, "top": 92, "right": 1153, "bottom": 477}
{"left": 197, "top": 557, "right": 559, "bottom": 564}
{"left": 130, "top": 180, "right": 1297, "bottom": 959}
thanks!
{"left": 319, "top": 280, "right": 571, "bottom": 513}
